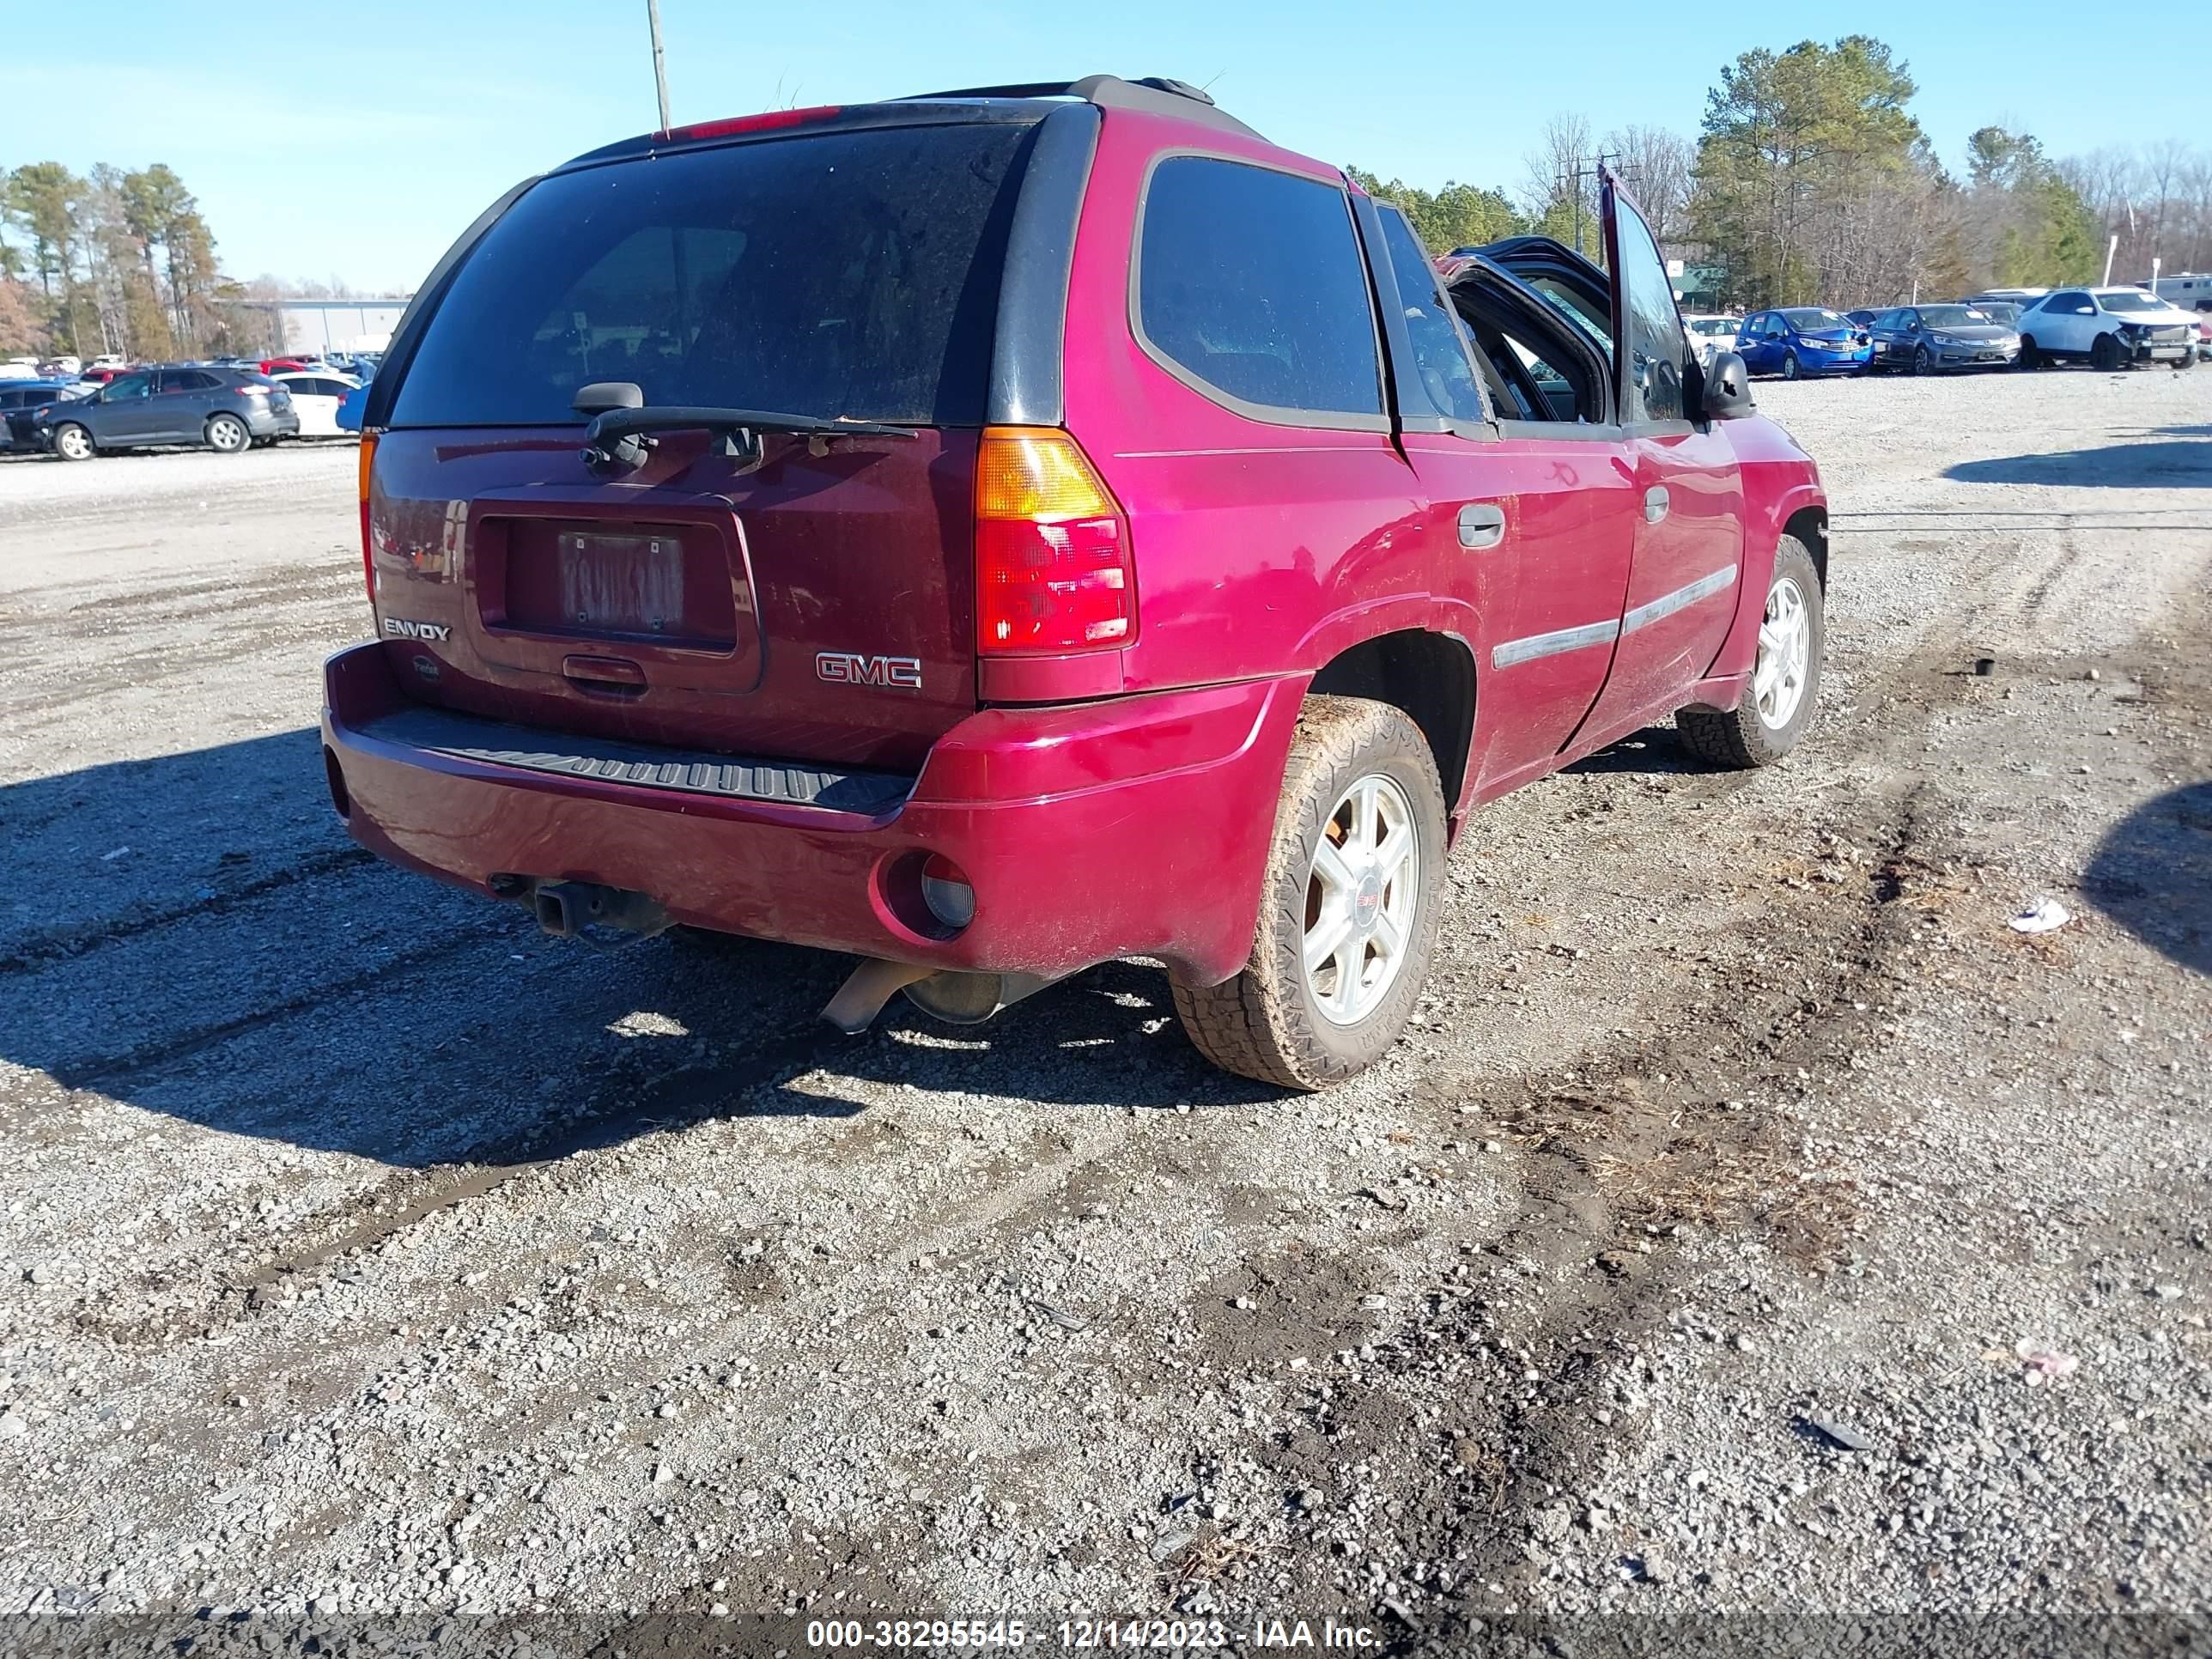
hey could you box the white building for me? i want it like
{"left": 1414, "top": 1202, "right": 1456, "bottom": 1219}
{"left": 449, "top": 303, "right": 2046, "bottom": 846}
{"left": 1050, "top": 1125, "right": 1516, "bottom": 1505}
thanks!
{"left": 240, "top": 297, "right": 412, "bottom": 356}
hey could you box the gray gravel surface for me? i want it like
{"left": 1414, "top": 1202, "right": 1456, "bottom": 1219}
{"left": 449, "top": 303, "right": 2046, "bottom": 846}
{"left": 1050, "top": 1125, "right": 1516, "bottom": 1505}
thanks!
{"left": 0, "top": 370, "right": 2206, "bottom": 1644}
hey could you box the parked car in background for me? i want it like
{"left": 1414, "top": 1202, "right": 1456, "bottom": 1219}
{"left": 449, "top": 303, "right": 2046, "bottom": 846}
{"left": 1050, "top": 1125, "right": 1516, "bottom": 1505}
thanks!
{"left": 321, "top": 76, "right": 1831, "bottom": 1090}
{"left": 2015, "top": 287, "right": 2200, "bottom": 369}
{"left": 1, "top": 357, "right": 45, "bottom": 381}
{"left": 273, "top": 370, "right": 362, "bottom": 438}
{"left": 0, "top": 380, "right": 94, "bottom": 450}
{"left": 76, "top": 366, "right": 132, "bottom": 386}
{"left": 1680, "top": 313, "right": 1742, "bottom": 365}
{"left": 1968, "top": 287, "right": 2048, "bottom": 310}
{"left": 1844, "top": 308, "right": 1881, "bottom": 328}
{"left": 334, "top": 376, "right": 371, "bottom": 433}
{"left": 259, "top": 356, "right": 314, "bottom": 374}
{"left": 1867, "top": 304, "right": 2020, "bottom": 373}
{"left": 1736, "top": 307, "right": 1872, "bottom": 378}
{"left": 33, "top": 366, "right": 298, "bottom": 459}
{"left": 2194, "top": 315, "right": 2212, "bottom": 362}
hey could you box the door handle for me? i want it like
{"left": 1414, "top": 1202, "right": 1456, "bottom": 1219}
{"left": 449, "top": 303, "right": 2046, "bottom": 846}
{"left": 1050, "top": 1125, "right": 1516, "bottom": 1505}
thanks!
{"left": 1457, "top": 502, "right": 1506, "bottom": 550}
{"left": 1644, "top": 486, "right": 1671, "bottom": 524}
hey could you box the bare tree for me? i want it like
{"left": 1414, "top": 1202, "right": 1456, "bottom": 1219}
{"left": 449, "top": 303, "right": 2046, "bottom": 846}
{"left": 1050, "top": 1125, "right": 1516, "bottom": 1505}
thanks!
{"left": 1603, "top": 125, "right": 1693, "bottom": 245}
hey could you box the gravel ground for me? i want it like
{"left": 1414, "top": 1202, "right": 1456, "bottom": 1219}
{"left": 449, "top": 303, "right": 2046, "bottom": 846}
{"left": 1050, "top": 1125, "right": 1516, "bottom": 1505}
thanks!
{"left": 0, "top": 369, "right": 2207, "bottom": 1650}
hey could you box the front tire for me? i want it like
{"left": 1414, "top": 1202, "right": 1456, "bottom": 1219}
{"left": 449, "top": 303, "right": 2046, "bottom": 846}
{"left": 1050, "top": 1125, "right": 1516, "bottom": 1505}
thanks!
{"left": 2017, "top": 336, "right": 2040, "bottom": 369}
{"left": 205, "top": 413, "right": 250, "bottom": 454}
{"left": 1781, "top": 351, "right": 1802, "bottom": 381}
{"left": 52, "top": 422, "right": 94, "bottom": 462}
{"left": 1675, "top": 536, "right": 1825, "bottom": 769}
{"left": 1911, "top": 344, "right": 1933, "bottom": 376}
{"left": 2090, "top": 331, "right": 2124, "bottom": 373}
{"left": 1171, "top": 696, "right": 1446, "bottom": 1091}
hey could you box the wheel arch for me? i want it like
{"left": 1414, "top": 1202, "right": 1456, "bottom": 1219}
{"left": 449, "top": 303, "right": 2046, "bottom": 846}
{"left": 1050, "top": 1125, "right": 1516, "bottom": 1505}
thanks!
{"left": 1306, "top": 628, "right": 1477, "bottom": 820}
{"left": 1783, "top": 503, "right": 1828, "bottom": 591}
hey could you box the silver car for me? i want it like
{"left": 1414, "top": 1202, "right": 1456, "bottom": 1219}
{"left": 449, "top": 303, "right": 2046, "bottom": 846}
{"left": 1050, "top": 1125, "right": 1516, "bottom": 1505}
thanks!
{"left": 1869, "top": 304, "right": 2020, "bottom": 373}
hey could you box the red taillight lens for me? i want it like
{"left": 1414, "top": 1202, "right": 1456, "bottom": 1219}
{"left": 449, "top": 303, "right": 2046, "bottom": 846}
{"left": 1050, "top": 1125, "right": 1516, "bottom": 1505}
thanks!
{"left": 974, "top": 428, "right": 1133, "bottom": 655}
{"left": 357, "top": 431, "right": 378, "bottom": 603}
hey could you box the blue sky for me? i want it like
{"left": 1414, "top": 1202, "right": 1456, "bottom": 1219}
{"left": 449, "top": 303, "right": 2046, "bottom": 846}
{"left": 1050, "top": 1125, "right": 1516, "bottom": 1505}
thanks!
{"left": 2, "top": 0, "right": 2188, "bottom": 293}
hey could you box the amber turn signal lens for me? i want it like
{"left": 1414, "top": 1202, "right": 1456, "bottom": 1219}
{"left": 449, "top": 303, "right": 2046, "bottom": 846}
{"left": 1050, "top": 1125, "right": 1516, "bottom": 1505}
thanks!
{"left": 975, "top": 427, "right": 1116, "bottom": 522}
{"left": 356, "top": 431, "right": 379, "bottom": 603}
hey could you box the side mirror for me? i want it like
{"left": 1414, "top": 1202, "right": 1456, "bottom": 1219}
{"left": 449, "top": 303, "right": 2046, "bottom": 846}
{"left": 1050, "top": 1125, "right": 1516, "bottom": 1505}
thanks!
{"left": 1703, "top": 351, "right": 1754, "bottom": 421}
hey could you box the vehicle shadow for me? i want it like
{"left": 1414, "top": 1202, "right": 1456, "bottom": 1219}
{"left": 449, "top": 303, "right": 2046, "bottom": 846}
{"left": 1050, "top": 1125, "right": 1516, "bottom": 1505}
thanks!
{"left": 2081, "top": 781, "right": 2210, "bottom": 976}
{"left": 1564, "top": 725, "right": 1699, "bottom": 776}
{"left": 1945, "top": 438, "right": 2212, "bottom": 488}
{"left": 0, "top": 730, "right": 1261, "bottom": 1169}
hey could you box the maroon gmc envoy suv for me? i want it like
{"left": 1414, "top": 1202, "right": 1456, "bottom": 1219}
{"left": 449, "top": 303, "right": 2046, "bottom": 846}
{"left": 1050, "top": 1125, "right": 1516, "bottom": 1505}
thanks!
{"left": 322, "top": 76, "right": 1829, "bottom": 1089}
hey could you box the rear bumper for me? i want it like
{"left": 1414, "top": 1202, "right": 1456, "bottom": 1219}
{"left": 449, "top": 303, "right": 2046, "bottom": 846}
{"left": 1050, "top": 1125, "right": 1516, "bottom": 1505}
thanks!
{"left": 321, "top": 643, "right": 1301, "bottom": 984}
{"left": 246, "top": 405, "right": 301, "bottom": 437}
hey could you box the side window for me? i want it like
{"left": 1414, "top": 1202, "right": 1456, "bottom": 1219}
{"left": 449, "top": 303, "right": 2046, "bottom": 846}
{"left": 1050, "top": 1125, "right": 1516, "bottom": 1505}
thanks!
{"left": 106, "top": 374, "right": 152, "bottom": 400}
{"left": 1610, "top": 195, "right": 1686, "bottom": 422}
{"left": 2049, "top": 291, "right": 2091, "bottom": 313}
{"left": 1374, "top": 206, "right": 1486, "bottom": 424}
{"left": 1137, "top": 156, "right": 1382, "bottom": 419}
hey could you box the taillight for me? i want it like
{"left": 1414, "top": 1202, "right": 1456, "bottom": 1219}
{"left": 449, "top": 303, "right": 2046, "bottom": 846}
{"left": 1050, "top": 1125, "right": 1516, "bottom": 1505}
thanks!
{"left": 974, "top": 427, "right": 1133, "bottom": 655}
{"left": 357, "top": 431, "right": 378, "bottom": 603}
{"left": 235, "top": 385, "right": 270, "bottom": 396}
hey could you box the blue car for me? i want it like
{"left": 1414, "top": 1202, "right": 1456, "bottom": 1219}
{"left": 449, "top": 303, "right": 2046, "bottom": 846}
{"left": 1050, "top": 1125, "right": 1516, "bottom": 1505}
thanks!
{"left": 335, "top": 373, "right": 371, "bottom": 433}
{"left": 1736, "top": 307, "right": 1873, "bottom": 379}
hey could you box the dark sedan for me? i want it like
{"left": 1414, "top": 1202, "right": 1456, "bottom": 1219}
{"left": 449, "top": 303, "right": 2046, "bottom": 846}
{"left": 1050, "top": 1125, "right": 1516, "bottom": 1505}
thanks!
{"left": 33, "top": 366, "right": 298, "bottom": 460}
{"left": 1868, "top": 304, "right": 2020, "bottom": 373}
{"left": 0, "top": 380, "right": 94, "bottom": 450}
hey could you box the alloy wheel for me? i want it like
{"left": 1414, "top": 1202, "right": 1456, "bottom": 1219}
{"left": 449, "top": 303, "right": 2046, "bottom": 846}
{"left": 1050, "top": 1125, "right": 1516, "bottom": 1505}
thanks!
{"left": 1302, "top": 774, "right": 1420, "bottom": 1026}
{"left": 55, "top": 425, "right": 91, "bottom": 461}
{"left": 1753, "top": 575, "right": 1811, "bottom": 731}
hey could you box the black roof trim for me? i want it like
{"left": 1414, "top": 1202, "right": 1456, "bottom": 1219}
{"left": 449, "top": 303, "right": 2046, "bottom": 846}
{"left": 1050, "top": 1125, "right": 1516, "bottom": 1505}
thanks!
{"left": 896, "top": 75, "right": 1261, "bottom": 142}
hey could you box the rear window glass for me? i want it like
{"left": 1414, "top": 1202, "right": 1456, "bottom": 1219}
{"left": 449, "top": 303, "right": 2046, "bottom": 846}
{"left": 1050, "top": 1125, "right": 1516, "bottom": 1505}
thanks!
{"left": 1136, "top": 157, "right": 1381, "bottom": 418}
{"left": 390, "top": 123, "right": 1033, "bottom": 428}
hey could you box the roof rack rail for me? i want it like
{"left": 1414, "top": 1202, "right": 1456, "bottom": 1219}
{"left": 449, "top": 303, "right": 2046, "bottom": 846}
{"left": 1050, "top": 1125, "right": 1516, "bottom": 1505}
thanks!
{"left": 896, "top": 75, "right": 1261, "bottom": 142}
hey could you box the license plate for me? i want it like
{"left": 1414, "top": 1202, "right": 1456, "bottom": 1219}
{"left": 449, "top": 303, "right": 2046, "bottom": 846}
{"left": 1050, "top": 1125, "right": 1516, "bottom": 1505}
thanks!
{"left": 556, "top": 531, "right": 684, "bottom": 635}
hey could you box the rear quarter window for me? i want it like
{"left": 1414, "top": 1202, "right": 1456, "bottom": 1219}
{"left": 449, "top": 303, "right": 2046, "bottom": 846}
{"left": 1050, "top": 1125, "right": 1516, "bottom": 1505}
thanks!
{"left": 389, "top": 122, "right": 1034, "bottom": 428}
{"left": 1135, "top": 155, "right": 1382, "bottom": 422}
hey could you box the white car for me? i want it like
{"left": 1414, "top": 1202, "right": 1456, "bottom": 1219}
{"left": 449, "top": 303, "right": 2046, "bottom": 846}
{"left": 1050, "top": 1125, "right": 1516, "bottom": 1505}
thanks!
{"left": 272, "top": 370, "right": 363, "bottom": 437}
{"left": 2016, "top": 287, "right": 2199, "bottom": 370}
{"left": 1680, "top": 313, "right": 1744, "bottom": 366}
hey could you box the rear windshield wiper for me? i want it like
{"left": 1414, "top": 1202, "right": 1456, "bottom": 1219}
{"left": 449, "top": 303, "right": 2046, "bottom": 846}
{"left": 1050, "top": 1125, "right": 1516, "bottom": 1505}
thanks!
{"left": 574, "top": 381, "right": 918, "bottom": 476}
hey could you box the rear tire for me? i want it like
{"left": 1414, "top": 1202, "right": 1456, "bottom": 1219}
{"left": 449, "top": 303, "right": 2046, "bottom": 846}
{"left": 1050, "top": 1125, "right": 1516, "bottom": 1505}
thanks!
{"left": 52, "top": 422, "right": 94, "bottom": 462}
{"left": 2172, "top": 351, "right": 2196, "bottom": 371}
{"left": 2090, "top": 331, "right": 2124, "bottom": 373}
{"left": 1676, "top": 536, "right": 1825, "bottom": 769}
{"left": 1171, "top": 696, "right": 1446, "bottom": 1091}
{"left": 205, "top": 413, "right": 250, "bottom": 454}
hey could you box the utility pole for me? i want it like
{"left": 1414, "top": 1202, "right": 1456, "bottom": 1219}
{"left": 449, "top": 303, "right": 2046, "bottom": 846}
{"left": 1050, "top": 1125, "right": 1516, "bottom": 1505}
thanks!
{"left": 646, "top": 0, "right": 672, "bottom": 135}
{"left": 1556, "top": 152, "right": 1625, "bottom": 259}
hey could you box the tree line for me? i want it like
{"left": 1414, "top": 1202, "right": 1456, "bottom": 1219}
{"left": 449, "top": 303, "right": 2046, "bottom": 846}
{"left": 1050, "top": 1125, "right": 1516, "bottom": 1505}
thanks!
{"left": 1, "top": 162, "right": 233, "bottom": 360}
{"left": 1364, "top": 35, "right": 2180, "bottom": 312}
{"left": 7, "top": 39, "right": 2201, "bottom": 357}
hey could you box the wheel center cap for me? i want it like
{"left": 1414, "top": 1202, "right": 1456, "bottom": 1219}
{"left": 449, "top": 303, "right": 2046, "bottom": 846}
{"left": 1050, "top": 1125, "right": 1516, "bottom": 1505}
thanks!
{"left": 1352, "top": 870, "right": 1384, "bottom": 932}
